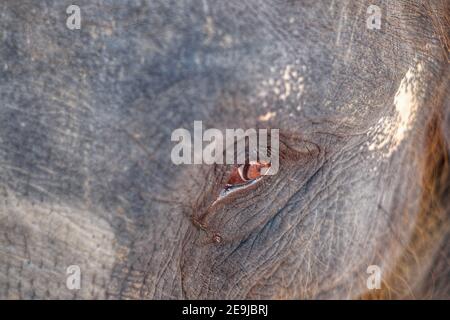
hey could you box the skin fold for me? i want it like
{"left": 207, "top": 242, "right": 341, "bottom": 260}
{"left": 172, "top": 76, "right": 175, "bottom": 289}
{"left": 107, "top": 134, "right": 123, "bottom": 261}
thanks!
{"left": 0, "top": 0, "right": 448, "bottom": 299}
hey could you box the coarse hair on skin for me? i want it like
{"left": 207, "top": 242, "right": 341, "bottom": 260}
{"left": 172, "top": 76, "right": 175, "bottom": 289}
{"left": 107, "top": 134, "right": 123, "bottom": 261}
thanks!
{"left": 361, "top": 0, "right": 449, "bottom": 299}
{"left": 362, "top": 114, "right": 449, "bottom": 299}
{"left": 425, "top": 0, "right": 450, "bottom": 62}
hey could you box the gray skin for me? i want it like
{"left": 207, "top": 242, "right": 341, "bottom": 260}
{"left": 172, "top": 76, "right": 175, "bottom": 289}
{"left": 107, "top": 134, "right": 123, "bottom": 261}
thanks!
{"left": 0, "top": 0, "right": 448, "bottom": 299}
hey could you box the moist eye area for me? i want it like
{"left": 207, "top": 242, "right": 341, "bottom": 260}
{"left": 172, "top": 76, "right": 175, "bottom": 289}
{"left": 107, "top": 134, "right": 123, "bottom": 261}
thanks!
{"left": 219, "top": 161, "right": 271, "bottom": 197}
{"left": 226, "top": 161, "right": 271, "bottom": 185}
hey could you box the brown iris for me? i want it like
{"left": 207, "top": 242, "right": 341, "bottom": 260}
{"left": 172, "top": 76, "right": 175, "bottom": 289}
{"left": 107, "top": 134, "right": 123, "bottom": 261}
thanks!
{"left": 226, "top": 161, "right": 271, "bottom": 186}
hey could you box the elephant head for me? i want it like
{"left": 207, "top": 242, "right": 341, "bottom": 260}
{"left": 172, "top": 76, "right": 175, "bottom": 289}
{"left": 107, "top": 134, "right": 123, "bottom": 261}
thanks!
{"left": 0, "top": 0, "right": 448, "bottom": 299}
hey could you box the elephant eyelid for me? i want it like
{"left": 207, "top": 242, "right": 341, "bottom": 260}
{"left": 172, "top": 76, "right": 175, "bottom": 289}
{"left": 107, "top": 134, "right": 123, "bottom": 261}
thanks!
{"left": 226, "top": 161, "right": 271, "bottom": 185}
{"left": 218, "top": 161, "right": 271, "bottom": 198}
{"left": 191, "top": 135, "right": 321, "bottom": 243}
{"left": 213, "top": 136, "right": 321, "bottom": 201}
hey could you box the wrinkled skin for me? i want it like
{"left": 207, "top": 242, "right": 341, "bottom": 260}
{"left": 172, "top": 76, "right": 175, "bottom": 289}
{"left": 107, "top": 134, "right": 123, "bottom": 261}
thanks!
{"left": 0, "top": 0, "right": 449, "bottom": 299}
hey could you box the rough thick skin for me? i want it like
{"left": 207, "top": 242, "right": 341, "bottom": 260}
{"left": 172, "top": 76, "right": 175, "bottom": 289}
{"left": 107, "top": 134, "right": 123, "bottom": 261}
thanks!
{"left": 0, "top": 0, "right": 448, "bottom": 299}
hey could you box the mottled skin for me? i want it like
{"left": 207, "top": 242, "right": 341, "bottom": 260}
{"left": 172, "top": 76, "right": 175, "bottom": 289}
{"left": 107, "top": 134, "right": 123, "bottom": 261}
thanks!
{"left": 0, "top": 0, "right": 448, "bottom": 299}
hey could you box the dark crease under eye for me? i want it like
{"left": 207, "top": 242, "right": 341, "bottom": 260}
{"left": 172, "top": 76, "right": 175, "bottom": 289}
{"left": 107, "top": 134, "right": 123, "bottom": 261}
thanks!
{"left": 219, "top": 178, "right": 260, "bottom": 199}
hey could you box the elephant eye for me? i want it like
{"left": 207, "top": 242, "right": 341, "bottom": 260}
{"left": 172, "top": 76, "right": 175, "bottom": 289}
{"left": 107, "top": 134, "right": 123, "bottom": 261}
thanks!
{"left": 219, "top": 161, "right": 271, "bottom": 198}
{"left": 226, "top": 161, "right": 271, "bottom": 185}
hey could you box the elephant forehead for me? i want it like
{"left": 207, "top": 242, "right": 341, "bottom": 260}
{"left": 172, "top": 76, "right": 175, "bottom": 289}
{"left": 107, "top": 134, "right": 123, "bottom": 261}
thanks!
{"left": 2, "top": 0, "right": 432, "bottom": 131}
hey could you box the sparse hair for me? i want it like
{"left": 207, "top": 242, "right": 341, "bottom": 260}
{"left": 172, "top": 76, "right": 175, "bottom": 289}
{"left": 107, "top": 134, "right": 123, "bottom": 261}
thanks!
{"left": 363, "top": 0, "right": 449, "bottom": 298}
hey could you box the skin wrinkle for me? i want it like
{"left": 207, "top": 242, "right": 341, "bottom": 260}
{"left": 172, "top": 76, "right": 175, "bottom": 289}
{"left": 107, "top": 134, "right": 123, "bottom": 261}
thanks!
{"left": 221, "top": 168, "right": 312, "bottom": 243}
{"left": 214, "top": 177, "right": 287, "bottom": 229}
{"left": 150, "top": 226, "right": 181, "bottom": 297}
{"left": 236, "top": 205, "right": 316, "bottom": 298}
{"left": 244, "top": 254, "right": 289, "bottom": 299}
{"left": 216, "top": 256, "right": 251, "bottom": 298}
{"left": 226, "top": 234, "right": 288, "bottom": 299}
{"left": 209, "top": 194, "right": 300, "bottom": 298}
{"left": 270, "top": 156, "right": 376, "bottom": 296}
